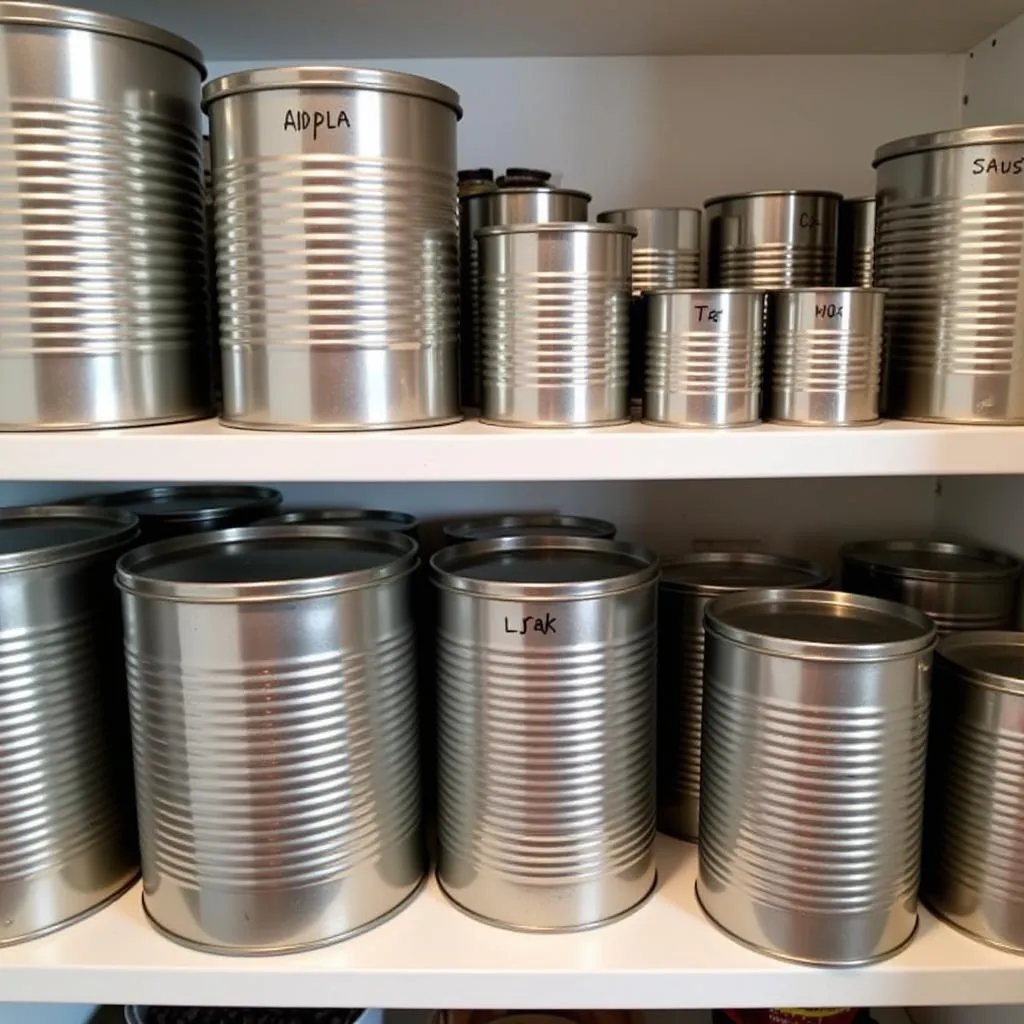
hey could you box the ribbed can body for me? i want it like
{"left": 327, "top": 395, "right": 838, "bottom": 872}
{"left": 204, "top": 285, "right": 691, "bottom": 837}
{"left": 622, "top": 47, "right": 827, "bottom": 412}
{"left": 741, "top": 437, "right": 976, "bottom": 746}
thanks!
{"left": 205, "top": 70, "right": 461, "bottom": 430}
{"left": 644, "top": 289, "right": 764, "bottom": 427}
{"left": 478, "top": 223, "right": 634, "bottom": 427}
{"left": 0, "top": 12, "right": 209, "bottom": 429}
{"left": 874, "top": 127, "right": 1024, "bottom": 422}
{"left": 838, "top": 197, "right": 875, "bottom": 288}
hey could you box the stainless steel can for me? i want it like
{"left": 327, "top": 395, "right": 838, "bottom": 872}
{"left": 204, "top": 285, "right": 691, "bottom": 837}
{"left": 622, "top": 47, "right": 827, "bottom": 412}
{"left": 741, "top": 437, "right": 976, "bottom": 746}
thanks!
{"left": 0, "top": 3, "right": 209, "bottom": 430}
{"left": 841, "top": 540, "right": 1022, "bottom": 635}
{"left": 657, "top": 552, "right": 830, "bottom": 841}
{"left": 203, "top": 66, "right": 462, "bottom": 430}
{"left": 259, "top": 507, "right": 419, "bottom": 536}
{"left": 874, "top": 126, "right": 1024, "bottom": 423}
{"left": 643, "top": 288, "right": 765, "bottom": 428}
{"left": 0, "top": 505, "right": 140, "bottom": 944}
{"left": 477, "top": 222, "right": 635, "bottom": 427}
{"left": 838, "top": 197, "right": 876, "bottom": 288}
{"left": 698, "top": 588, "right": 935, "bottom": 965}
{"left": 703, "top": 190, "right": 841, "bottom": 288}
{"left": 923, "top": 631, "right": 1024, "bottom": 952}
{"left": 442, "top": 513, "right": 616, "bottom": 544}
{"left": 597, "top": 208, "right": 701, "bottom": 293}
{"left": 118, "top": 525, "right": 425, "bottom": 953}
{"left": 433, "top": 535, "right": 659, "bottom": 930}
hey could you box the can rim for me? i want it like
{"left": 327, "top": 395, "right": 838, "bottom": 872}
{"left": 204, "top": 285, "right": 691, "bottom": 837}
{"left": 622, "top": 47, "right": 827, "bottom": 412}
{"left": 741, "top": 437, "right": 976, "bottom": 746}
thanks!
{"left": 0, "top": 505, "right": 139, "bottom": 572}
{"left": 202, "top": 65, "right": 462, "bottom": 117}
{"left": 660, "top": 551, "right": 830, "bottom": 596}
{"left": 840, "top": 539, "right": 1022, "bottom": 582}
{"left": 442, "top": 513, "right": 616, "bottom": 543}
{"left": 431, "top": 534, "right": 659, "bottom": 600}
{"left": 703, "top": 189, "right": 844, "bottom": 207}
{"left": 116, "top": 525, "right": 418, "bottom": 602}
{"left": 842, "top": 195, "right": 876, "bottom": 205}
{"left": 74, "top": 485, "right": 283, "bottom": 524}
{"left": 494, "top": 186, "right": 593, "bottom": 202}
{"left": 936, "top": 630, "right": 1024, "bottom": 696}
{"left": 873, "top": 124, "right": 1024, "bottom": 166}
{"left": 0, "top": 1, "right": 205, "bottom": 73}
{"left": 644, "top": 287, "right": 766, "bottom": 297}
{"left": 766, "top": 286, "right": 887, "bottom": 296}
{"left": 256, "top": 507, "right": 419, "bottom": 533}
{"left": 476, "top": 221, "right": 637, "bottom": 239}
{"left": 597, "top": 206, "right": 702, "bottom": 218}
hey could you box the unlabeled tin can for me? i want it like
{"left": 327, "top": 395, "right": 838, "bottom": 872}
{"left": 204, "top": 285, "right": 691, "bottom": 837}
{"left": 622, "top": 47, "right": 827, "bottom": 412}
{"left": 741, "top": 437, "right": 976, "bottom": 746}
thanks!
{"left": 442, "top": 513, "right": 616, "bottom": 544}
{"left": 766, "top": 288, "right": 885, "bottom": 425}
{"left": 841, "top": 540, "right": 1021, "bottom": 635}
{"left": 657, "top": 552, "right": 829, "bottom": 841}
{"left": 203, "top": 66, "right": 462, "bottom": 430}
{"left": 0, "top": 3, "right": 209, "bottom": 430}
{"left": 118, "top": 526, "right": 424, "bottom": 953}
{"left": 477, "top": 222, "right": 635, "bottom": 427}
{"left": 838, "top": 197, "right": 876, "bottom": 287}
{"left": 698, "top": 588, "right": 935, "bottom": 965}
{"left": 433, "top": 535, "right": 659, "bottom": 930}
{"left": 874, "top": 126, "right": 1024, "bottom": 422}
{"left": 923, "top": 631, "right": 1024, "bottom": 952}
{"left": 597, "top": 208, "right": 701, "bottom": 292}
{"left": 260, "top": 507, "right": 419, "bottom": 537}
{"left": 643, "top": 289, "right": 765, "bottom": 428}
{"left": 704, "top": 190, "right": 841, "bottom": 288}
{"left": 0, "top": 505, "right": 140, "bottom": 944}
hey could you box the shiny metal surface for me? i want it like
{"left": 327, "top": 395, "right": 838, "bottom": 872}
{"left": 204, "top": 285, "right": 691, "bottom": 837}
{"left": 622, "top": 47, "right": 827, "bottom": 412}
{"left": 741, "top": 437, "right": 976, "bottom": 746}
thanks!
{"left": 442, "top": 513, "right": 616, "bottom": 543}
{"left": 766, "top": 287, "right": 885, "bottom": 425}
{"left": 924, "top": 631, "right": 1024, "bottom": 952}
{"left": 432, "top": 535, "right": 659, "bottom": 930}
{"left": 874, "top": 125, "right": 1024, "bottom": 423}
{"left": 643, "top": 288, "right": 764, "bottom": 428}
{"left": 478, "top": 222, "right": 634, "bottom": 427}
{"left": 259, "top": 507, "right": 418, "bottom": 536}
{"left": 118, "top": 525, "right": 425, "bottom": 953}
{"left": 0, "top": 3, "right": 209, "bottom": 429}
{"left": 841, "top": 539, "right": 1021, "bottom": 635}
{"left": 657, "top": 553, "right": 829, "bottom": 841}
{"left": 0, "top": 505, "right": 140, "bottom": 944}
{"left": 204, "top": 65, "right": 462, "bottom": 430}
{"left": 698, "top": 588, "right": 935, "bottom": 965}
{"left": 838, "top": 197, "right": 875, "bottom": 288}
{"left": 597, "top": 208, "right": 701, "bottom": 293}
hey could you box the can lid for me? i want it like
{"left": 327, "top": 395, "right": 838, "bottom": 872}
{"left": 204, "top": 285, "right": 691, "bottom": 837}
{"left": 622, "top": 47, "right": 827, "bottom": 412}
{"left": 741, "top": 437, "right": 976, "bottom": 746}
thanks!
{"left": 703, "top": 189, "right": 843, "bottom": 207}
{"left": 706, "top": 588, "right": 936, "bottom": 661}
{"left": 841, "top": 540, "right": 1022, "bottom": 582}
{"left": 443, "top": 513, "right": 616, "bottom": 544}
{"left": 937, "top": 630, "right": 1024, "bottom": 696}
{"left": 0, "top": 2, "right": 205, "bottom": 73}
{"left": 257, "top": 507, "right": 418, "bottom": 535}
{"left": 202, "top": 65, "right": 462, "bottom": 117}
{"left": 116, "top": 525, "right": 418, "bottom": 602}
{"left": 661, "top": 552, "right": 830, "bottom": 596}
{"left": 491, "top": 186, "right": 593, "bottom": 203}
{"left": 75, "top": 485, "right": 283, "bottom": 527}
{"left": 476, "top": 221, "right": 635, "bottom": 239}
{"left": 874, "top": 125, "right": 1024, "bottom": 167}
{"left": 431, "top": 535, "right": 658, "bottom": 600}
{"left": 0, "top": 506, "right": 139, "bottom": 572}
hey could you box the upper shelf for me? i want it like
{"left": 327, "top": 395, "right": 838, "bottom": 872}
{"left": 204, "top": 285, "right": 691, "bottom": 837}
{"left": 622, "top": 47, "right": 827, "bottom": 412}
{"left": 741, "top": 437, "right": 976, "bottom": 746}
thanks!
{"left": 72, "top": 0, "right": 1024, "bottom": 58}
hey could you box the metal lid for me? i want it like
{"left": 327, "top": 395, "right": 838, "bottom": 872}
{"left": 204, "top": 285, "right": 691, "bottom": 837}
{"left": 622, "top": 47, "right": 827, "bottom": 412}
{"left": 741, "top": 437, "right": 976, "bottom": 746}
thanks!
{"left": 661, "top": 551, "right": 829, "bottom": 597}
{"left": 842, "top": 196, "right": 876, "bottom": 206}
{"left": 0, "top": 2, "right": 205, "bottom": 73}
{"left": 937, "top": 630, "right": 1024, "bottom": 696}
{"left": 704, "top": 189, "right": 843, "bottom": 207}
{"left": 874, "top": 125, "right": 1024, "bottom": 167}
{"left": 706, "top": 588, "right": 936, "bottom": 661}
{"left": 431, "top": 535, "right": 658, "bottom": 601}
{"left": 476, "top": 221, "right": 635, "bottom": 239}
{"left": 258, "top": 507, "right": 418, "bottom": 536}
{"left": 0, "top": 505, "right": 139, "bottom": 572}
{"left": 841, "top": 540, "right": 1022, "bottom": 583}
{"left": 202, "top": 65, "right": 462, "bottom": 117}
{"left": 117, "top": 525, "right": 418, "bottom": 602}
{"left": 443, "top": 513, "right": 616, "bottom": 544}
{"left": 76, "top": 485, "right": 283, "bottom": 528}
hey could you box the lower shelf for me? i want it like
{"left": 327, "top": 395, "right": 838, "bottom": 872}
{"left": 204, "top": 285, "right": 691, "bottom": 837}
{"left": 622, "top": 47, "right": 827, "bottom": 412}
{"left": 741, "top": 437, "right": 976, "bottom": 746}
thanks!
{"left": 0, "top": 838, "right": 1019, "bottom": 1010}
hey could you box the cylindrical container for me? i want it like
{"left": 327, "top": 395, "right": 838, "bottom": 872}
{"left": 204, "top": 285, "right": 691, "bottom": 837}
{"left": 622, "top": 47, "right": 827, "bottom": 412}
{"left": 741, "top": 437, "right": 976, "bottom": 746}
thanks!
{"left": 923, "top": 631, "right": 1024, "bottom": 953}
{"left": 874, "top": 126, "right": 1024, "bottom": 423}
{"left": 460, "top": 185, "right": 590, "bottom": 409}
{"left": 0, "top": 4, "right": 209, "bottom": 430}
{"left": 838, "top": 197, "right": 875, "bottom": 288}
{"left": 698, "top": 588, "right": 935, "bottom": 965}
{"left": 433, "top": 535, "right": 659, "bottom": 930}
{"left": 203, "top": 66, "right": 462, "bottom": 430}
{"left": 477, "top": 222, "right": 635, "bottom": 427}
{"left": 259, "top": 507, "right": 418, "bottom": 537}
{"left": 841, "top": 540, "right": 1022, "bottom": 635}
{"left": 766, "top": 288, "right": 885, "bottom": 425}
{"left": 442, "top": 513, "right": 616, "bottom": 544}
{"left": 597, "top": 208, "right": 702, "bottom": 293}
{"left": 657, "top": 552, "right": 830, "bottom": 841}
{"left": 118, "top": 526, "right": 425, "bottom": 953}
{"left": 0, "top": 505, "right": 140, "bottom": 944}
{"left": 704, "top": 190, "right": 841, "bottom": 288}
{"left": 643, "top": 288, "right": 765, "bottom": 428}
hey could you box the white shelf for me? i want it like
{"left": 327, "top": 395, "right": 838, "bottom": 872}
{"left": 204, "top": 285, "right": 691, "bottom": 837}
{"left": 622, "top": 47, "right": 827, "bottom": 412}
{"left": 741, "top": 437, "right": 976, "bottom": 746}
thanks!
{"left": 0, "top": 838, "right": 1019, "bottom": 1009}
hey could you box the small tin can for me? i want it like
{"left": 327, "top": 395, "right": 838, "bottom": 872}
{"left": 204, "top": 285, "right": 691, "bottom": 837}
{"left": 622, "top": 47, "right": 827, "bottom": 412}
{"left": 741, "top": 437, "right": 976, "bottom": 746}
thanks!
{"left": 442, "top": 513, "right": 616, "bottom": 544}
{"left": 838, "top": 197, "right": 876, "bottom": 288}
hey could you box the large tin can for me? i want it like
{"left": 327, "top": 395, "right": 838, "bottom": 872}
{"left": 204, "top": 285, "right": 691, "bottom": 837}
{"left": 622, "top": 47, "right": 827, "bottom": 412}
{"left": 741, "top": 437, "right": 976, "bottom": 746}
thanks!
{"left": 698, "top": 588, "right": 935, "bottom": 965}
{"left": 203, "top": 66, "right": 462, "bottom": 430}
{"left": 0, "top": 3, "right": 209, "bottom": 429}
{"left": 433, "top": 535, "right": 659, "bottom": 930}
{"left": 442, "top": 513, "right": 616, "bottom": 544}
{"left": 837, "top": 197, "right": 876, "bottom": 288}
{"left": 874, "top": 125, "right": 1024, "bottom": 422}
{"left": 0, "top": 505, "right": 140, "bottom": 943}
{"left": 118, "top": 525, "right": 424, "bottom": 953}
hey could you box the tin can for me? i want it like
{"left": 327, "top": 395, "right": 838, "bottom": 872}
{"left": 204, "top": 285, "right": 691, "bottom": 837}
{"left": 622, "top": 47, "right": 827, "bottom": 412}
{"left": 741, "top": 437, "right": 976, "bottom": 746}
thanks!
{"left": 258, "top": 507, "right": 418, "bottom": 537}
{"left": 442, "top": 513, "right": 616, "bottom": 544}
{"left": 838, "top": 197, "right": 875, "bottom": 288}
